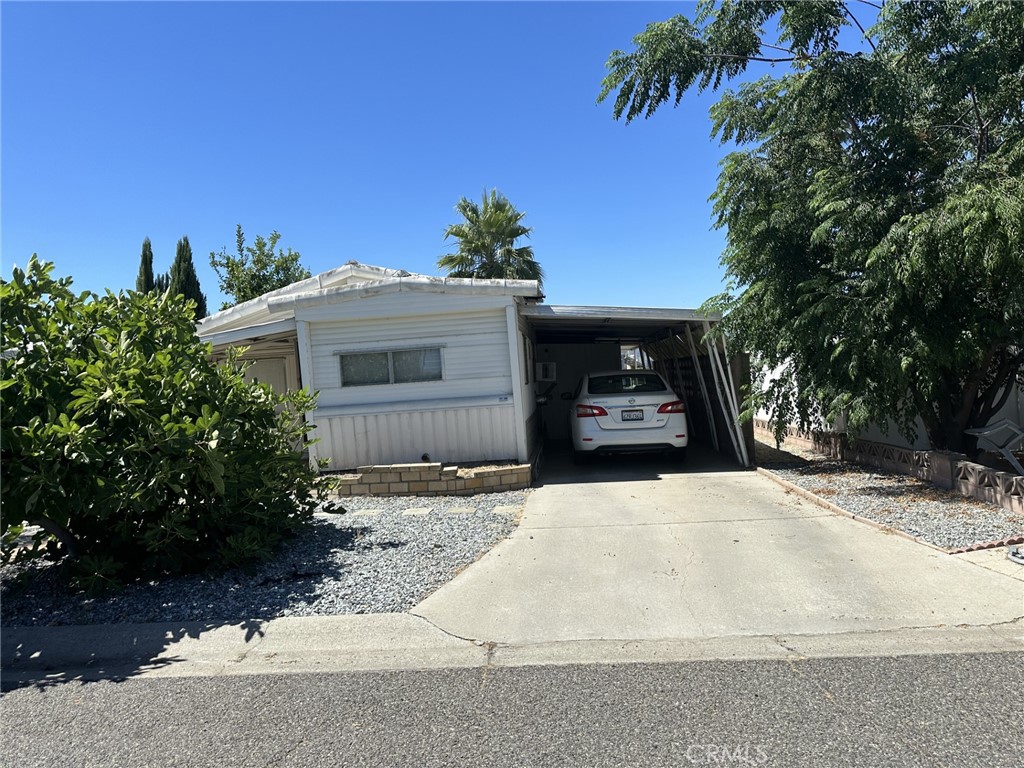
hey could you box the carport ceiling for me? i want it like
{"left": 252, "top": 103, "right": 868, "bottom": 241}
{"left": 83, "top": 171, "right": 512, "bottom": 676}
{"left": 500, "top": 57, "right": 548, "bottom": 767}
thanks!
{"left": 521, "top": 304, "right": 719, "bottom": 346}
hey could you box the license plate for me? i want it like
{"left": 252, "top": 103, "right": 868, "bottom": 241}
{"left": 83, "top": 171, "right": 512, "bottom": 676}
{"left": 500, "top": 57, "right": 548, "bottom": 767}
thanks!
{"left": 621, "top": 409, "right": 644, "bottom": 421}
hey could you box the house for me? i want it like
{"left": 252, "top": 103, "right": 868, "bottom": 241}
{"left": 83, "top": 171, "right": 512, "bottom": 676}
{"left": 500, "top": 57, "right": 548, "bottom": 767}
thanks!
{"left": 196, "top": 262, "right": 751, "bottom": 471}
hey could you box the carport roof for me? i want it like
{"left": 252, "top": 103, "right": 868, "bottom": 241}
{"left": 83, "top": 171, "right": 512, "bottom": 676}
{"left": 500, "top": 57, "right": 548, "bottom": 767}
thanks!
{"left": 520, "top": 304, "right": 721, "bottom": 345}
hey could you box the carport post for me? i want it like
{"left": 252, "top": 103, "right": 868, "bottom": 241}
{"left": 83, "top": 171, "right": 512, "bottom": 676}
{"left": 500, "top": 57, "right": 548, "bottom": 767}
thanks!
{"left": 681, "top": 326, "right": 720, "bottom": 453}
{"left": 702, "top": 327, "right": 743, "bottom": 464}
{"left": 708, "top": 322, "right": 751, "bottom": 468}
{"left": 672, "top": 346, "right": 690, "bottom": 413}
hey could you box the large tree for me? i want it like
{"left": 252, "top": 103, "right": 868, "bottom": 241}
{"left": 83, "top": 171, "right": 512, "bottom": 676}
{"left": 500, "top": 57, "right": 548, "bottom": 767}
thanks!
{"left": 438, "top": 189, "right": 544, "bottom": 287}
{"left": 168, "top": 235, "right": 208, "bottom": 321}
{"left": 209, "top": 225, "right": 311, "bottom": 309}
{"left": 135, "top": 237, "right": 155, "bottom": 293}
{"left": 599, "top": 0, "right": 1023, "bottom": 452}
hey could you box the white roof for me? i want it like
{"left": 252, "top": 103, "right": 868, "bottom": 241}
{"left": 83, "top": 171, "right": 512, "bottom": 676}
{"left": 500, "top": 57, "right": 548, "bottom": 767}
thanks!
{"left": 197, "top": 261, "right": 542, "bottom": 337}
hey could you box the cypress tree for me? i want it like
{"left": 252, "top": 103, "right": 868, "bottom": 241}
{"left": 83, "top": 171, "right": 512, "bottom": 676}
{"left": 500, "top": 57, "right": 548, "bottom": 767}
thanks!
{"left": 168, "top": 235, "right": 208, "bottom": 321}
{"left": 154, "top": 272, "right": 170, "bottom": 293}
{"left": 135, "top": 237, "right": 155, "bottom": 293}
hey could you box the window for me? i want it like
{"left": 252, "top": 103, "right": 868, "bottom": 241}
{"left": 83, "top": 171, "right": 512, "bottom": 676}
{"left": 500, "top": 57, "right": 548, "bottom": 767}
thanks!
{"left": 339, "top": 347, "right": 443, "bottom": 387}
{"left": 393, "top": 348, "right": 442, "bottom": 383}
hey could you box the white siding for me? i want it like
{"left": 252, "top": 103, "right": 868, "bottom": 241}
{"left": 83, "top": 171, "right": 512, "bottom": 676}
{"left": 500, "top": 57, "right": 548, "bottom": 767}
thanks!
{"left": 299, "top": 293, "right": 519, "bottom": 468}
{"left": 314, "top": 404, "right": 517, "bottom": 470}
{"left": 306, "top": 308, "right": 512, "bottom": 408}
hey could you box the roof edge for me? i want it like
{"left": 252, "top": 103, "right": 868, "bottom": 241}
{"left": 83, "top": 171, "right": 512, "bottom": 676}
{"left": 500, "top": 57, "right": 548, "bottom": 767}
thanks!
{"left": 196, "top": 261, "right": 432, "bottom": 334}
{"left": 267, "top": 275, "right": 541, "bottom": 313}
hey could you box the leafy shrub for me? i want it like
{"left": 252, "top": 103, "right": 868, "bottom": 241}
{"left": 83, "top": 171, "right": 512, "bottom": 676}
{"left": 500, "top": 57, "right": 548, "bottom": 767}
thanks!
{"left": 1, "top": 257, "right": 329, "bottom": 591}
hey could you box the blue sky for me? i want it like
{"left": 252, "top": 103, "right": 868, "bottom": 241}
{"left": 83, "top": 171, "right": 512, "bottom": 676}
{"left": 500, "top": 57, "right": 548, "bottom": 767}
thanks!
{"left": 4, "top": 1, "right": 739, "bottom": 311}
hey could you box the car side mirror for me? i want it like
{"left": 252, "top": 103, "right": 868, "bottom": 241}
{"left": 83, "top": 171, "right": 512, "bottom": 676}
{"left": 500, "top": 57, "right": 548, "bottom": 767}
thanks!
{"left": 560, "top": 392, "right": 574, "bottom": 401}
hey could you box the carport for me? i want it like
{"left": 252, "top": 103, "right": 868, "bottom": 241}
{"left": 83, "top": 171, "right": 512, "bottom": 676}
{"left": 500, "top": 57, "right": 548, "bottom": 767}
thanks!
{"left": 520, "top": 304, "right": 753, "bottom": 468}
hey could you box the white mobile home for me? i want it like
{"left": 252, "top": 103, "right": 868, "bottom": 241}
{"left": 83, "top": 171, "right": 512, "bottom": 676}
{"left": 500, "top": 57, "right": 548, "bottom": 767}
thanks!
{"left": 197, "top": 262, "right": 751, "bottom": 470}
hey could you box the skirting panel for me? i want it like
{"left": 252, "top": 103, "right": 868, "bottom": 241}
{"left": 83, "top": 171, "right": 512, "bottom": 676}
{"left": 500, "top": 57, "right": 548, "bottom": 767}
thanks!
{"left": 315, "top": 404, "right": 518, "bottom": 470}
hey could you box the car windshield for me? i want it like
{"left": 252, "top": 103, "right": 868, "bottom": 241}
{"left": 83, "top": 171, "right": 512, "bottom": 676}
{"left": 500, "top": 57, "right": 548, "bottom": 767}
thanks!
{"left": 587, "top": 374, "right": 667, "bottom": 395}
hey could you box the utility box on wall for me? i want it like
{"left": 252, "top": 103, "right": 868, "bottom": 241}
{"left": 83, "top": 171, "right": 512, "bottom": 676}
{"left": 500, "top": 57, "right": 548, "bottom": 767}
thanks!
{"left": 535, "top": 362, "right": 557, "bottom": 382}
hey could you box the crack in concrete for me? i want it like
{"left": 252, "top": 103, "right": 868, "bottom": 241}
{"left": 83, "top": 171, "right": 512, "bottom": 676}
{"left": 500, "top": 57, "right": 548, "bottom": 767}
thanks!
{"left": 770, "top": 636, "right": 806, "bottom": 658}
{"left": 479, "top": 641, "right": 499, "bottom": 689}
{"left": 406, "top": 610, "right": 492, "bottom": 646}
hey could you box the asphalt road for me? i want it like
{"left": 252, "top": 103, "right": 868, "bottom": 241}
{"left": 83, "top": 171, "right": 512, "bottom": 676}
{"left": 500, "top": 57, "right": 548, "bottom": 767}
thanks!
{"left": 2, "top": 652, "right": 1020, "bottom": 768}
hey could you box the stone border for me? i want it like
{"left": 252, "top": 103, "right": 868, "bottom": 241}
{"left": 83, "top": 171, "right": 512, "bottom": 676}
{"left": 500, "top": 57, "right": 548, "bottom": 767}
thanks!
{"left": 756, "top": 467, "right": 951, "bottom": 554}
{"left": 754, "top": 421, "right": 1024, "bottom": 514}
{"left": 758, "top": 466, "right": 1024, "bottom": 556}
{"left": 330, "top": 462, "right": 532, "bottom": 497}
{"left": 948, "top": 535, "right": 1024, "bottom": 555}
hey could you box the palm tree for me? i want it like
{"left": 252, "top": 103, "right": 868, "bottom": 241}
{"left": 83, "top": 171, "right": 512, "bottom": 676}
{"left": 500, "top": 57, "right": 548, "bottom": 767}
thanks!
{"left": 438, "top": 189, "right": 544, "bottom": 287}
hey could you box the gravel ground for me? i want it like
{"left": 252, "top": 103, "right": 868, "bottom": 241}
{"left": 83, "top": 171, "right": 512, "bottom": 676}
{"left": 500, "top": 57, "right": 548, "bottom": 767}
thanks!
{"left": 758, "top": 442, "right": 1024, "bottom": 550}
{"left": 0, "top": 491, "right": 527, "bottom": 628}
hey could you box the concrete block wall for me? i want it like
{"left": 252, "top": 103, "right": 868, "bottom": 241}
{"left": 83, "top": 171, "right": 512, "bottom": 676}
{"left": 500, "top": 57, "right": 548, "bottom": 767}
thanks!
{"left": 754, "top": 419, "right": 1024, "bottom": 513}
{"left": 331, "top": 462, "right": 532, "bottom": 497}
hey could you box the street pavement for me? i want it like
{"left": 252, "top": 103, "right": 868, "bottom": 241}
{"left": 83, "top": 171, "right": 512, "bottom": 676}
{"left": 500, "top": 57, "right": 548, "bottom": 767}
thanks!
{"left": 2, "top": 651, "right": 1021, "bottom": 767}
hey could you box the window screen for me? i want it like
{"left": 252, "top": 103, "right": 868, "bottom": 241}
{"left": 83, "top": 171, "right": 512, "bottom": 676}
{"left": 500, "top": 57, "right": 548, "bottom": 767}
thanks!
{"left": 393, "top": 348, "right": 442, "bottom": 383}
{"left": 339, "top": 348, "right": 443, "bottom": 387}
{"left": 340, "top": 352, "right": 390, "bottom": 386}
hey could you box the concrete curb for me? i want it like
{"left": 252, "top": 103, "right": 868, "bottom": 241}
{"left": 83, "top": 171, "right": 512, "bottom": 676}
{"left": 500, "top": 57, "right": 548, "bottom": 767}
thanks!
{"left": 756, "top": 467, "right": 952, "bottom": 554}
{"left": 1, "top": 614, "right": 488, "bottom": 680}
{"left": 3, "top": 613, "right": 1022, "bottom": 685}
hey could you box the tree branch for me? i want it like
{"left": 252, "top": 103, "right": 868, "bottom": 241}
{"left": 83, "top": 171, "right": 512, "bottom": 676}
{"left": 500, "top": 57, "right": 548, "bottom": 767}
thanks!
{"left": 761, "top": 42, "right": 798, "bottom": 56}
{"left": 968, "top": 86, "right": 987, "bottom": 163}
{"left": 976, "top": 349, "right": 1020, "bottom": 424}
{"left": 842, "top": 4, "right": 877, "bottom": 52}
{"left": 28, "top": 515, "right": 79, "bottom": 560}
{"left": 955, "top": 345, "right": 996, "bottom": 430}
{"left": 705, "top": 54, "right": 798, "bottom": 64}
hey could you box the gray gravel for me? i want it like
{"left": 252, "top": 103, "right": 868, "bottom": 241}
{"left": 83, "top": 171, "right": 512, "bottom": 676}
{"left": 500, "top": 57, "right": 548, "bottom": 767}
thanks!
{"left": 0, "top": 491, "right": 526, "bottom": 627}
{"left": 762, "top": 458, "right": 1023, "bottom": 550}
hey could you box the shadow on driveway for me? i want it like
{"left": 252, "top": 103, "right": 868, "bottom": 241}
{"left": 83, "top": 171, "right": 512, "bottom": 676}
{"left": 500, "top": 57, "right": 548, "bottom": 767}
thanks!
{"left": 537, "top": 440, "right": 745, "bottom": 486}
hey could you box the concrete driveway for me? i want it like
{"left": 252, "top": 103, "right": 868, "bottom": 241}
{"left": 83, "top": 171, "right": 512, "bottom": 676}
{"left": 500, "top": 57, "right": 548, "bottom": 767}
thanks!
{"left": 413, "top": 447, "right": 1023, "bottom": 645}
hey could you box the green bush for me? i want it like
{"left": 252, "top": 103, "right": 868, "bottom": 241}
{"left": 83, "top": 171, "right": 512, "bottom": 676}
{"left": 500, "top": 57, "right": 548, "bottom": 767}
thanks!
{"left": 1, "top": 257, "right": 329, "bottom": 591}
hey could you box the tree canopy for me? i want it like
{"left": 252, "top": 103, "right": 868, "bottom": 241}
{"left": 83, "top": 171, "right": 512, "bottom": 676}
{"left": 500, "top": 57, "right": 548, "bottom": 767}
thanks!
{"left": 168, "top": 235, "right": 208, "bottom": 321}
{"left": 135, "top": 237, "right": 154, "bottom": 293}
{"left": 210, "top": 225, "right": 311, "bottom": 310}
{"left": 438, "top": 190, "right": 544, "bottom": 287}
{"left": 600, "top": 0, "right": 1024, "bottom": 451}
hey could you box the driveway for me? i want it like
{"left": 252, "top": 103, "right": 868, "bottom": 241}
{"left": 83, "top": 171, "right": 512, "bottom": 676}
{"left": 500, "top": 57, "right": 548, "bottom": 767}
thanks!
{"left": 413, "top": 447, "right": 1023, "bottom": 645}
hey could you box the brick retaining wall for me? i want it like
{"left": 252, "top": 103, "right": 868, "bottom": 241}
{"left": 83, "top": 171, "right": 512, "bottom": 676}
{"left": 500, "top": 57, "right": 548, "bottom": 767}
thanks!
{"left": 331, "top": 462, "right": 532, "bottom": 497}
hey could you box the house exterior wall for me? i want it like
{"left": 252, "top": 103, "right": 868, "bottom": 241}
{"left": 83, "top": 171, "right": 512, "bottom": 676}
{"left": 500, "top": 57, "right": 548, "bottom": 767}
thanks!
{"left": 296, "top": 292, "right": 522, "bottom": 469}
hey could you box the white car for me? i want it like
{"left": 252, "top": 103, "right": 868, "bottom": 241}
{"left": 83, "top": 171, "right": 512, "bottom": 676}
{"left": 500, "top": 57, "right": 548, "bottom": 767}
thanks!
{"left": 565, "top": 370, "right": 688, "bottom": 463}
